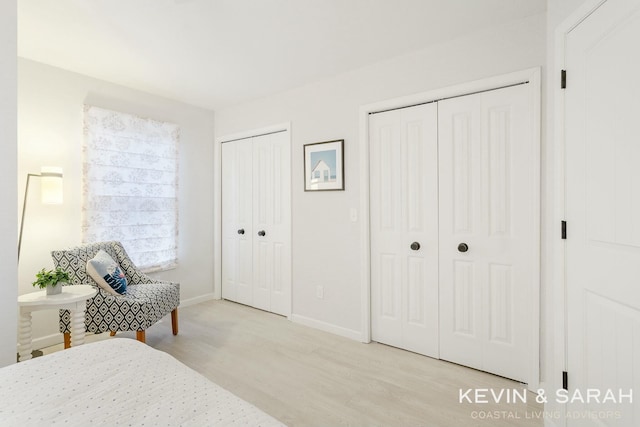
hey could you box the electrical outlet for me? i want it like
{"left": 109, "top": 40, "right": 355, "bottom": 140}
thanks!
{"left": 316, "top": 285, "right": 324, "bottom": 299}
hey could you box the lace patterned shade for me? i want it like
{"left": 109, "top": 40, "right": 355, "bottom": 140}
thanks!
{"left": 83, "top": 106, "right": 179, "bottom": 271}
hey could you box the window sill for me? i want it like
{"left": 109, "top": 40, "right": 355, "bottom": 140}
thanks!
{"left": 141, "top": 262, "right": 178, "bottom": 275}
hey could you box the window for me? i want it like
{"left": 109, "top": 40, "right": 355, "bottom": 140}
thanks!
{"left": 83, "top": 106, "right": 179, "bottom": 271}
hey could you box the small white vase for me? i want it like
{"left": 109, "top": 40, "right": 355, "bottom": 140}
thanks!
{"left": 46, "top": 282, "right": 63, "bottom": 295}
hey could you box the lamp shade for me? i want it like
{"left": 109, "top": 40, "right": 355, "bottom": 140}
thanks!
{"left": 40, "top": 166, "right": 63, "bottom": 204}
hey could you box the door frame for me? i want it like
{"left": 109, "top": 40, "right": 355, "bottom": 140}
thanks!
{"left": 214, "top": 122, "right": 293, "bottom": 318}
{"left": 551, "top": 0, "right": 609, "bottom": 420}
{"left": 358, "top": 68, "right": 541, "bottom": 387}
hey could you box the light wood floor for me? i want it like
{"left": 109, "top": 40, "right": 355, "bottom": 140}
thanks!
{"left": 44, "top": 300, "right": 543, "bottom": 427}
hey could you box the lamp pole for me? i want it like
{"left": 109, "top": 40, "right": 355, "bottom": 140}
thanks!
{"left": 17, "top": 173, "right": 39, "bottom": 262}
{"left": 18, "top": 169, "right": 64, "bottom": 262}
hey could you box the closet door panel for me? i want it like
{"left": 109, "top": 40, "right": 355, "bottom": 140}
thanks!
{"left": 269, "top": 137, "right": 290, "bottom": 316}
{"left": 438, "top": 94, "right": 483, "bottom": 367}
{"left": 222, "top": 139, "right": 253, "bottom": 305}
{"left": 400, "top": 104, "right": 439, "bottom": 357}
{"left": 370, "top": 109, "right": 404, "bottom": 348}
{"left": 370, "top": 103, "right": 439, "bottom": 358}
{"left": 480, "top": 85, "right": 534, "bottom": 381}
{"left": 438, "top": 84, "right": 534, "bottom": 383}
{"left": 252, "top": 132, "right": 291, "bottom": 316}
{"left": 221, "top": 142, "right": 237, "bottom": 302}
{"left": 252, "top": 137, "right": 272, "bottom": 311}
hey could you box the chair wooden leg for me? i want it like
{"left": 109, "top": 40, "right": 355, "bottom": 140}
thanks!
{"left": 63, "top": 332, "right": 71, "bottom": 349}
{"left": 171, "top": 308, "right": 178, "bottom": 335}
{"left": 110, "top": 331, "right": 116, "bottom": 336}
{"left": 136, "top": 330, "right": 146, "bottom": 343}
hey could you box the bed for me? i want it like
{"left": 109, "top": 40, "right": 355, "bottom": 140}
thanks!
{"left": 0, "top": 339, "right": 285, "bottom": 426}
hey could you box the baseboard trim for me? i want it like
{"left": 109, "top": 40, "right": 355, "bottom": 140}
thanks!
{"left": 24, "top": 293, "right": 218, "bottom": 352}
{"left": 31, "top": 333, "right": 64, "bottom": 351}
{"left": 290, "top": 314, "right": 361, "bottom": 341}
{"left": 179, "top": 293, "right": 217, "bottom": 308}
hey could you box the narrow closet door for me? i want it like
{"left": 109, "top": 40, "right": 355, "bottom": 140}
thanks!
{"left": 438, "top": 84, "right": 536, "bottom": 383}
{"left": 370, "top": 103, "right": 439, "bottom": 358}
{"left": 252, "top": 132, "right": 291, "bottom": 316}
{"left": 221, "top": 139, "right": 254, "bottom": 306}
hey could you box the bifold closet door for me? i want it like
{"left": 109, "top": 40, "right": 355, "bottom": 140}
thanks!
{"left": 221, "top": 139, "right": 254, "bottom": 306}
{"left": 438, "top": 84, "right": 535, "bottom": 383}
{"left": 221, "top": 131, "right": 291, "bottom": 317}
{"left": 252, "top": 132, "right": 291, "bottom": 316}
{"left": 369, "top": 103, "right": 439, "bottom": 358}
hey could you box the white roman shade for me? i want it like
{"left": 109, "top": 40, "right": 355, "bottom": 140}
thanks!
{"left": 83, "top": 105, "right": 179, "bottom": 271}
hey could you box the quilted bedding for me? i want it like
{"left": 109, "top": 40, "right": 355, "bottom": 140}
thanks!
{"left": 0, "top": 339, "right": 284, "bottom": 426}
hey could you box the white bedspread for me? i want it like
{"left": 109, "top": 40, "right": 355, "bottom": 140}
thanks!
{"left": 0, "top": 339, "right": 285, "bottom": 426}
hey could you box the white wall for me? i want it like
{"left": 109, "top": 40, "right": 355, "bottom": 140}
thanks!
{"left": 0, "top": 0, "right": 17, "bottom": 367}
{"left": 18, "top": 59, "right": 216, "bottom": 347}
{"left": 216, "top": 14, "right": 546, "bottom": 337}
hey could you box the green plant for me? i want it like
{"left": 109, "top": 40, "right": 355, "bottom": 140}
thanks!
{"left": 32, "top": 267, "right": 70, "bottom": 289}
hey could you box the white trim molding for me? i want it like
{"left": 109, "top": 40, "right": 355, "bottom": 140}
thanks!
{"left": 358, "top": 67, "right": 542, "bottom": 389}
{"left": 290, "top": 314, "right": 362, "bottom": 342}
{"left": 180, "top": 293, "right": 217, "bottom": 308}
{"left": 28, "top": 293, "right": 217, "bottom": 351}
{"left": 547, "top": 1, "right": 607, "bottom": 424}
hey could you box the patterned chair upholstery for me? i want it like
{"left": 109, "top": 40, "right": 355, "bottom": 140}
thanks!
{"left": 51, "top": 241, "right": 179, "bottom": 346}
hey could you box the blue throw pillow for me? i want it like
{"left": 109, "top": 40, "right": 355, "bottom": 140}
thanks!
{"left": 86, "top": 249, "right": 128, "bottom": 295}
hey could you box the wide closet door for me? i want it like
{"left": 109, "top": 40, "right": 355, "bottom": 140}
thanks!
{"left": 369, "top": 103, "right": 439, "bottom": 358}
{"left": 221, "top": 131, "right": 291, "bottom": 317}
{"left": 438, "top": 84, "right": 535, "bottom": 383}
{"left": 369, "top": 83, "right": 537, "bottom": 384}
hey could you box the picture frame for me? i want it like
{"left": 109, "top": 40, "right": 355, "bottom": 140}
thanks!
{"left": 303, "top": 139, "right": 344, "bottom": 191}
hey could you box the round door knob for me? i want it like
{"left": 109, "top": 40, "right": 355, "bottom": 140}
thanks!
{"left": 258, "top": 230, "right": 266, "bottom": 237}
{"left": 410, "top": 242, "right": 420, "bottom": 251}
{"left": 458, "top": 243, "right": 469, "bottom": 253}
{"left": 237, "top": 228, "right": 245, "bottom": 235}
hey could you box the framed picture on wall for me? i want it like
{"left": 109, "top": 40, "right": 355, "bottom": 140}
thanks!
{"left": 303, "top": 139, "right": 344, "bottom": 191}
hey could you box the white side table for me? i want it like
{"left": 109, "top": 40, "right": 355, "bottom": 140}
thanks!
{"left": 17, "top": 284, "right": 97, "bottom": 362}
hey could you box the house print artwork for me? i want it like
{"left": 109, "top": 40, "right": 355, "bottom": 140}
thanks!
{"left": 304, "top": 139, "right": 344, "bottom": 191}
{"left": 310, "top": 152, "right": 335, "bottom": 184}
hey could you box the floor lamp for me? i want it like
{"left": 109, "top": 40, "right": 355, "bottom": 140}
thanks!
{"left": 18, "top": 167, "right": 64, "bottom": 262}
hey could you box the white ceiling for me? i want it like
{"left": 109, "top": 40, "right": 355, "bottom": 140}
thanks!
{"left": 18, "top": 0, "right": 546, "bottom": 110}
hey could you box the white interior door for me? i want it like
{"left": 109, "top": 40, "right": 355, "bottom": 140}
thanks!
{"left": 252, "top": 132, "right": 291, "bottom": 316}
{"left": 221, "top": 139, "right": 254, "bottom": 306}
{"left": 222, "top": 130, "right": 291, "bottom": 316}
{"left": 565, "top": 1, "right": 640, "bottom": 424}
{"left": 438, "top": 84, "right": 536, "bottom": 384}
{"left": 370, "top": 103, "right": 439, "bottom": 358}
